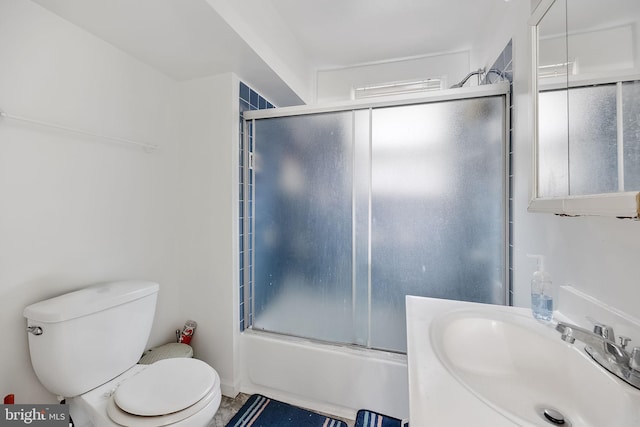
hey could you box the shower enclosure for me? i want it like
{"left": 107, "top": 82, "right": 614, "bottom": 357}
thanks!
{"left": 242, "top": 84, "right": 509, "bottom": 353}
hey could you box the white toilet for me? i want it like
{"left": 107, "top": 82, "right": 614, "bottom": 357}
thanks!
{"left": 23, "top": 280, "right": 221, "bottom": 427}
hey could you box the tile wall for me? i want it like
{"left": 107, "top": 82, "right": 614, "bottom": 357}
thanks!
{"left": 485, "top": 40, "right": 514, "bottom": 305}
{"left": 239, "top": 82, "right": 275, "bottom": 331}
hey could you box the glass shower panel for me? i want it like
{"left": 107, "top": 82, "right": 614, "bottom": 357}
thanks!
{"left": 568, "top": 84, "right": 618, "bottom": 195}
{"left": 623, "top": 81, "right": 640, "bottom": 190}
{"left": 252, "top": 112, "right": 355, "bottom": 344}
{"left": 370, "top": 97, "right": 506, "bottom": 352}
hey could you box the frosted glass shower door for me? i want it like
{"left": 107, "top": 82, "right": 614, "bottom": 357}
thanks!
{"left": 252, "top": 112, "right": 356, "bottom": 344}
{"left": 249, "top": 94, "right": 507, "bottom": 353}
{"left": 370, "top": 97, "right": 506, "bottom": 352}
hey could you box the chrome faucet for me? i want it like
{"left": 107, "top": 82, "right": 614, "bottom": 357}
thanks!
{"left": 556, "top": 319, "right": 640, "bottom": 390}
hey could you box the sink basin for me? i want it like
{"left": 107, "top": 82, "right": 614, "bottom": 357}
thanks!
{"left": 429, "top": 308, "right": 640, "bottom": 426}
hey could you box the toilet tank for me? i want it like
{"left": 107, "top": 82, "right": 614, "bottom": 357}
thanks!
{"left": 23, "top": 280, "right": 159, "bottom": 397}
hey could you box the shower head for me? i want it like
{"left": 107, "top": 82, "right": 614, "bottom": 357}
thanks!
{"left": 450, "top": 68, "right": 486, "bottom": 89}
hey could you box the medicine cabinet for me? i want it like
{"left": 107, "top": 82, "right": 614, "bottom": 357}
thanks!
{"left": 529, "top": 0, "right": 640, "bottom": 218}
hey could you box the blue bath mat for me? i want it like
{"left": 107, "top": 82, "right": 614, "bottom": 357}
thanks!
{"left": 355, "top": 409, "right": 406, "bottom": 427}
{"left": 226, "top": 394, "right": 348, "bottom": 427}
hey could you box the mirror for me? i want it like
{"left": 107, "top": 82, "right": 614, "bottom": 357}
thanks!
{"left": 531, "top": 0, "right": 640, "bottom": 217}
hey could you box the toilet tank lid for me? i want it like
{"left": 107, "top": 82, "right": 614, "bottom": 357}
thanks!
{"left": 24, "top": 280, "right": 159, "bottom": 323}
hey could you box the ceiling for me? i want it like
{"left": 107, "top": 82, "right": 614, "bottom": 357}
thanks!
{"left": 267, "top": 0, "right": 509, "bottom": 69}
{"left": 31, "top": 0, "right": 512, "bottom": 105}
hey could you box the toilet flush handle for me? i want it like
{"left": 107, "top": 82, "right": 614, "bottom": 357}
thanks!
{"left": 27, "top": 325, "right": 43, "bottom": 336}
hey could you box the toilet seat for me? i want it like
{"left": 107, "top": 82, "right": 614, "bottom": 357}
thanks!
{"left": 106, "top": 358, "right": 220, "bottom": 426}
{"left": 115, "top": 358, "right": 215, "bottom": 416}
{"left": 106, "top": 386, "right": 219, "bottom": 427}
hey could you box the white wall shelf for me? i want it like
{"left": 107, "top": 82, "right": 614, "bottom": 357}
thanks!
{"left": 528, "top": 192, "right": 640, "bottom": 219}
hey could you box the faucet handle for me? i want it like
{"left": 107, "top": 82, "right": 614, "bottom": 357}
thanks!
{"left": 555, "top": 323, "right": 576, "bottom": 343}
{"left": 630, "top": 347, "right": 640, "bottom": 372}
{"left": 587, "top": 316, "right": 615, "bottom": 342}
{"left": 618, "top": 336, "right": 632, "bottom": 350}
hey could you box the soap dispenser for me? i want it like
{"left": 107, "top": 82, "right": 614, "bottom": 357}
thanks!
{"left": 527, "top": 254, "right": 553, "bottom": 321}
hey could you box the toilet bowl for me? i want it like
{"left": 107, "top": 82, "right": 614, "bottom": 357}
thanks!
{"left": 24, "top": 281, "right": 221, "bottom": 427}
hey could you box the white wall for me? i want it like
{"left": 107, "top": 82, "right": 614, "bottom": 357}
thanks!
{"left": 205, "top": 0, "right": 314, "bottom": 104}
{"left": 172, "top": 74, "right": 240, "bottom": 396}
{"left": 0, "top": 0, "right": 177, "bottom": 402}
{"left": 316, "top": 51, "right": 470, "bottom": 102}
{"left": 0, "top": 0, "right": 240, "bottom": 402}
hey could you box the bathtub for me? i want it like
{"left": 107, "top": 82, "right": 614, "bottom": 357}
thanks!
{"left": 238, "top": 329, "right": 409, "bottom": 420}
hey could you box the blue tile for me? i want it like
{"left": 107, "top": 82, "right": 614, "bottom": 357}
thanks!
{"left": 250, "top": 90, "right": 259, "bottom": 109}
{"left": 240, "top": 99, "right": 251, "bottom": 114}
{"left": 240, "top": 82, "right": 250, "bottom": 103}
{"left": 504, "top": 39, "right": 513, "bottom": 66}
{"left": 504, "top": 70, "right": 513, "bottom": 83}
{"left": 237, "top": 81, "right": 277, "bottom": 332}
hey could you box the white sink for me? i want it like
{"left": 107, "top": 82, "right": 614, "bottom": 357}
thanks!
{"left": 429, "top": 307, "right": 640, "bottom": 426}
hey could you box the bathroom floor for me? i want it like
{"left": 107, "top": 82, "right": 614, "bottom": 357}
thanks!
{"left": 210, "top": 393, "right": 355, "bottom": 427}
